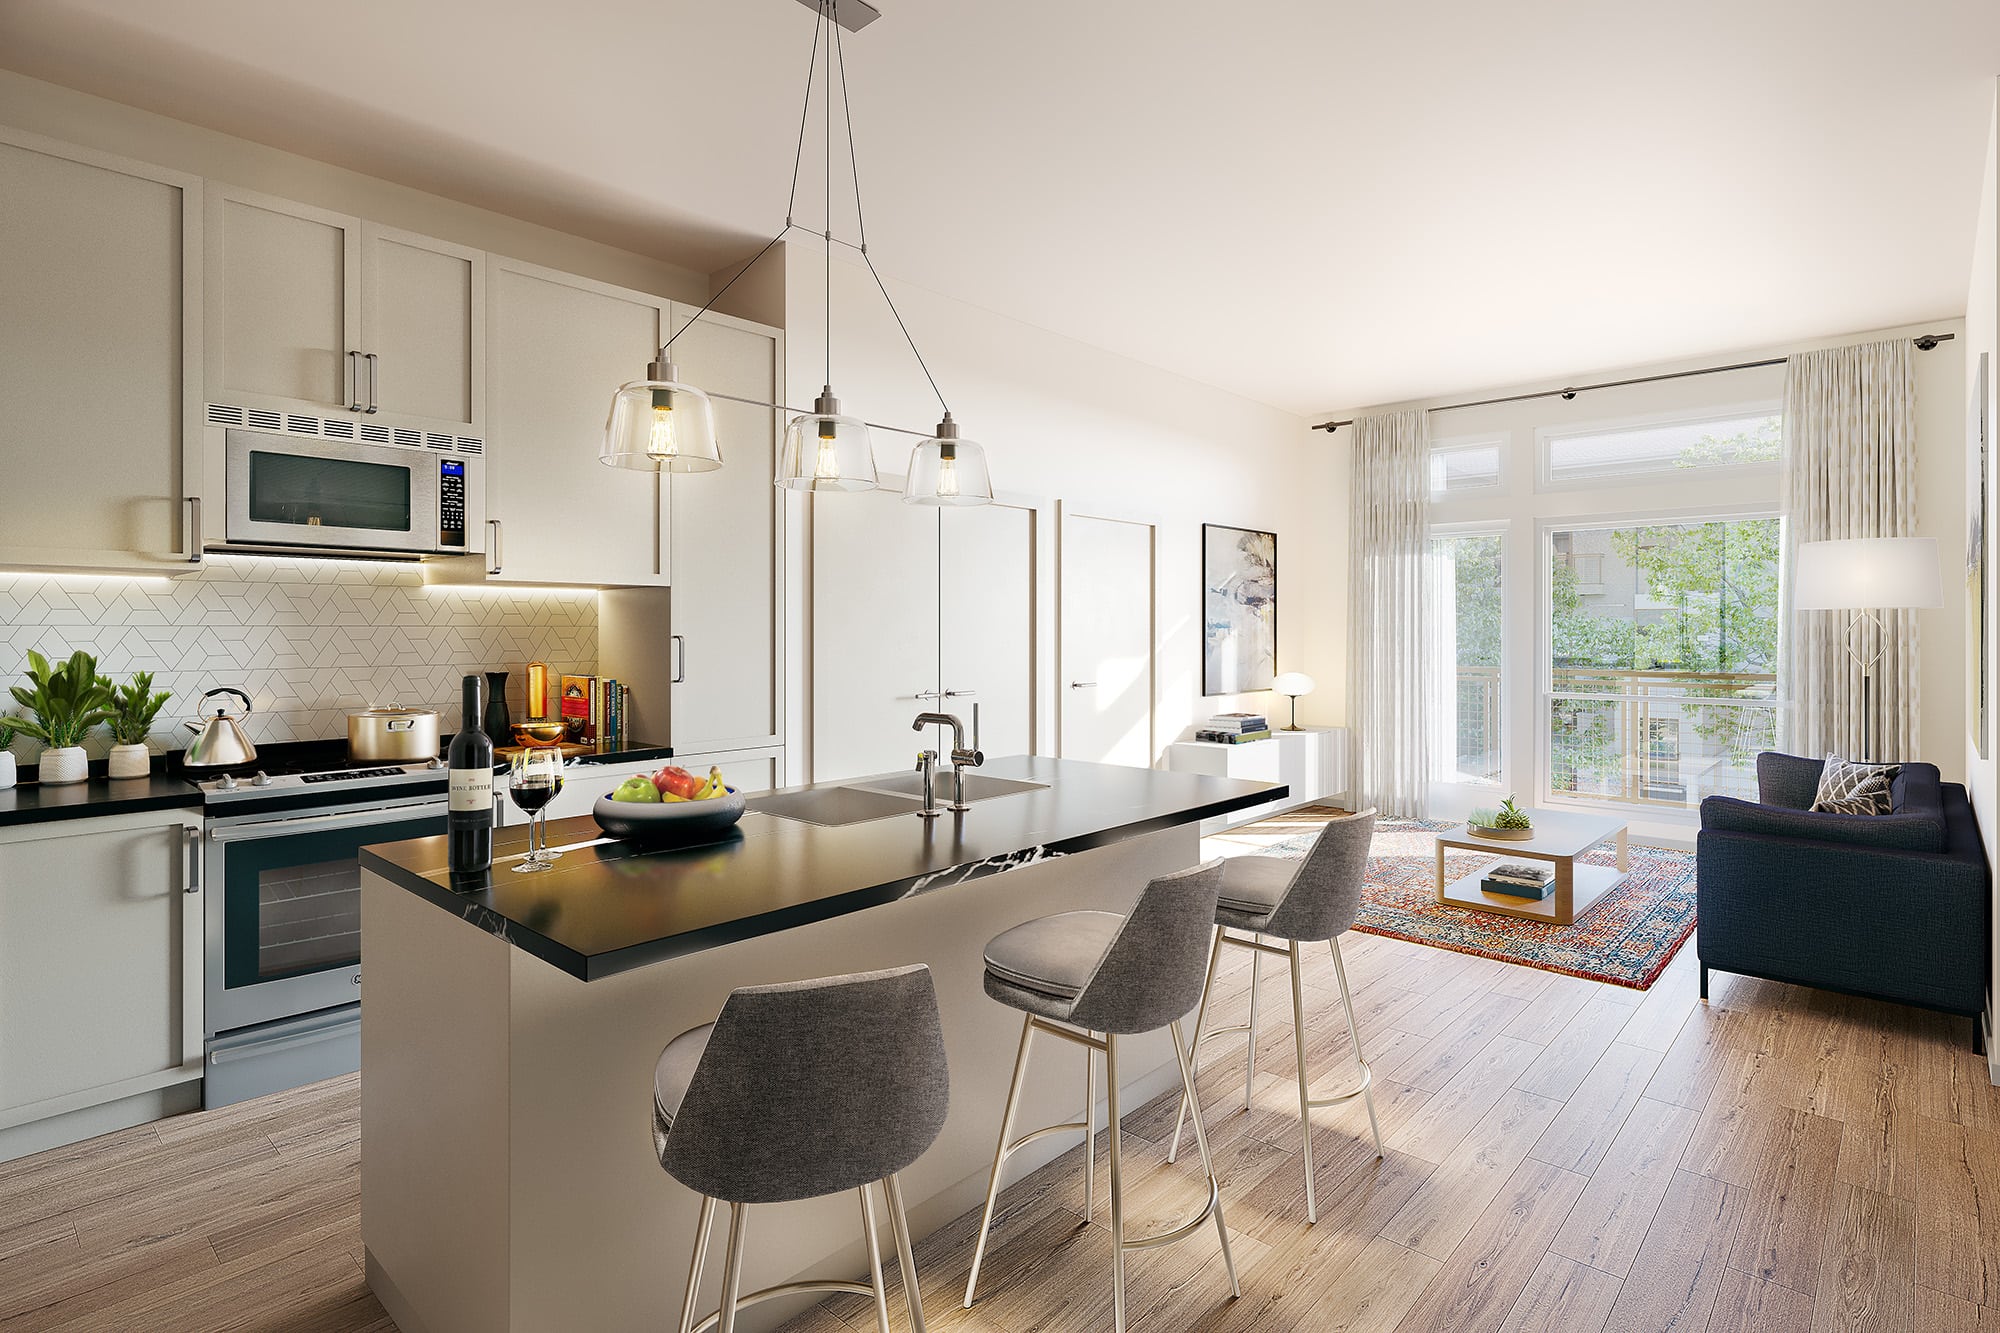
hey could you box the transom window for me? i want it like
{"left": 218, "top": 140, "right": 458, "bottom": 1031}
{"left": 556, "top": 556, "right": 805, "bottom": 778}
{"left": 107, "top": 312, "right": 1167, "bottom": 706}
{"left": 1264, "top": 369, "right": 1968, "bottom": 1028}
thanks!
{"left": 1539, "top": 407, "right": 1781, "bottom": 488}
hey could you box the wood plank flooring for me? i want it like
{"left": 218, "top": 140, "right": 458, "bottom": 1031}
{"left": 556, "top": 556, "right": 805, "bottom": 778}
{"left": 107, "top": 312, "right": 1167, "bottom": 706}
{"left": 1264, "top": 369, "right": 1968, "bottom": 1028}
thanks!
{"left": 0, "top": 804, "right": 1994, "bottom": 1332}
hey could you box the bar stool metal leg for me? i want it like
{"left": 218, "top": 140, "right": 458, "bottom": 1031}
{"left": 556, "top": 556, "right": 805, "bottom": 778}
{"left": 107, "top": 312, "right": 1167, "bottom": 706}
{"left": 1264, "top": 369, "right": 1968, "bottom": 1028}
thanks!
{"left": 1287, "top": 940, "right": 1319, "bottom": 1223}
{"left": 964, "top": 1014, "right": 1036, "bottom": 1308}
{"left": 679, "top": 1195, "right": 718, "bottom": 1333}
{"left": 1330, "top": 935, "right": 1384, "bottom": 1155}
{"left": 858, "top": 1184, "right": 891, "bottom": 1333}
{"left": 1171, "top": 1018, "right": 1240, "bottom": 1297}
{"left": 1083, "top": 1042, "right": 1097, "bottom": 1218}
{"left": 1167, "top": 929, "right": 1227, "bottom": 1164}
{"left": 716, "top": 1204, "right": 748, "bottom": 1333}
{"left": 1244, "top": 943, "right": 1262, "bottom": 1107}
{"left": 1106, "top": 1033, "right": 1127, "bottom": 1333}
{"left": 884, "top": 1173, "right": 927, "bottom": 1333}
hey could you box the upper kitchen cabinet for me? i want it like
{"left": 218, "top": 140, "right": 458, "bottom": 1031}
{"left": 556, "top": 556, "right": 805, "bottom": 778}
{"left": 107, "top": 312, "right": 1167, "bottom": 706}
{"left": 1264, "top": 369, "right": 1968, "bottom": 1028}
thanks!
{"left": 203, "top": 186, "right": 484, "bottom": 437}
{"left": 663, "top": 311, "right": 785, "bottom": 751}
{"left": 0, "top": 128, "right": 202, "bottom": 574}
{"left": 475, "top": 257, "right": 671, "bottom": 586}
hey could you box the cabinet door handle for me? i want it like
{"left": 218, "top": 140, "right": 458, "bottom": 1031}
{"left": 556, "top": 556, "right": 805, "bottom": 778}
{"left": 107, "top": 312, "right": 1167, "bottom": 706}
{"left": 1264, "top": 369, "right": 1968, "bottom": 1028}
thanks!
{"left": 184, "top": 823, "right": 202, "bottom": 895}
{"left": 487, "top": 519, "right": 503, "bottom": 576}
{"left": 670, "top": 635, "right": 687, "bottom": 684}
{"left": 185, "top": 495, "right": 203, "bottom": 564}
{"left": 943, "top": 689, "right": 977, "bottom": 699}
{"left": 348, "top": 351, "right": 364, "bottom": 412}
{"left": 365, "top": 353, "right": 379, "bottom": 414}
{"left": 1069, "top": 681, "right": 1098, "bottom": 690}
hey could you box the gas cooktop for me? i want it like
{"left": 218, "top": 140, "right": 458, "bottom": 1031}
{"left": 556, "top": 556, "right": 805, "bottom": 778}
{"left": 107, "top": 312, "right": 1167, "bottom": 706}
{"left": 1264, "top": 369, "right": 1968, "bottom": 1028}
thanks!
{"left": 180, "top": 739, "right": 451, "bottom": 805}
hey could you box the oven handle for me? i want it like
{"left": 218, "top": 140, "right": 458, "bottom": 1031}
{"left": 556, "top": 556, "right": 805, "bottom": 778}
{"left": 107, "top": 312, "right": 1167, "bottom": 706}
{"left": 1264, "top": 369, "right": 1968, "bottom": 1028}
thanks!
{"left": 208, "top": 800, "right": 449, "bottom": 842}
{"left": 209, "top": 1017, "right": 356, "bottom": 1066}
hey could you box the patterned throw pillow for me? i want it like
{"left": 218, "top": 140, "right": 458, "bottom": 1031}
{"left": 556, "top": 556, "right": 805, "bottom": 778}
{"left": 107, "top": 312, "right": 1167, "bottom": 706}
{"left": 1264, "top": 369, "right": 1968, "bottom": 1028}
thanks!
{"left": 1810, "top": 753, "right": 1900, "bottom": 815}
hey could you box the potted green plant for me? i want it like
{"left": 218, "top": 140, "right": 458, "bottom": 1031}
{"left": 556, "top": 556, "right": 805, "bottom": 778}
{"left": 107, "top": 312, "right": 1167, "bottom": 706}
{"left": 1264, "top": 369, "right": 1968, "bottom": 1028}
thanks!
{"left": 8, "top": 650, "right": 115, "bottom": 785}
{"left": 0, "top": 718, "right": 15, "bottom": 791}
{"left": 106, "top": 672, "right": 172, "bottom": 779}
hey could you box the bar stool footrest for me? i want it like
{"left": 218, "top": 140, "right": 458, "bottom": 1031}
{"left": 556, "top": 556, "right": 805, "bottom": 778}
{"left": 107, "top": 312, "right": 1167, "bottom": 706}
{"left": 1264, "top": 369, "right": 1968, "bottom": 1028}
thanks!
{"left": 1304, "top": 1064, "right": 1373, "bottom": 1110}
{"left": 692, "top": 1278, "right": 882, "bottom": 1333}
{"left": 1119, "top": 1176, "right": 1224, "bottom": 1253}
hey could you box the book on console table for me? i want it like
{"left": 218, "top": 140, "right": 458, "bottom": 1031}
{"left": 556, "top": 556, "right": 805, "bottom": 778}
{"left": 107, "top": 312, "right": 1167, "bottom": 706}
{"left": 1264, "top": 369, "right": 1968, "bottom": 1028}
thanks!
{"left": 1196, "top": 729, "right": 1272, "bottom": 743}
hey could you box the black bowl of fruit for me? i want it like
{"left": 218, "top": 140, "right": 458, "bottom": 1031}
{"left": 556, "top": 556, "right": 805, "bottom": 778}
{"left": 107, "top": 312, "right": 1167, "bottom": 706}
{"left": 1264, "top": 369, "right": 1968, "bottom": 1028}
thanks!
{"left": 593, "top": 765, "right": 747, "bottom": 847}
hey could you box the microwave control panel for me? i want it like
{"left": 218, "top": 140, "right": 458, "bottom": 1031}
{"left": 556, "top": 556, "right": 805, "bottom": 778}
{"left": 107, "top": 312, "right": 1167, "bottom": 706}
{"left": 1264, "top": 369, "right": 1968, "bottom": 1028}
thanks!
{"left": 439, "top": 459, "right": 467, "bottom": 548}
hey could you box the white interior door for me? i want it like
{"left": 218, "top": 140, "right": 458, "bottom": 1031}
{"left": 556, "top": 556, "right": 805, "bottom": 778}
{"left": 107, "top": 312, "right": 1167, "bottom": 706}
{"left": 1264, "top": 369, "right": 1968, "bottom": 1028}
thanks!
{"left": 1060, "top": 509, "right": 1156, "bottom": 767}
{"left": 941, "top": 502, "right": 1036, "bottom": 762}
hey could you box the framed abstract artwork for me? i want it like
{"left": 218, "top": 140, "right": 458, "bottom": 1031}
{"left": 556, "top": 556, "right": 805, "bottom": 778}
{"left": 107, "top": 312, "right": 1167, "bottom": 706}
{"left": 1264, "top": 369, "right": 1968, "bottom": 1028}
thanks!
{"left": 1202, "top": 523, "right": 1277, "bottom": 696}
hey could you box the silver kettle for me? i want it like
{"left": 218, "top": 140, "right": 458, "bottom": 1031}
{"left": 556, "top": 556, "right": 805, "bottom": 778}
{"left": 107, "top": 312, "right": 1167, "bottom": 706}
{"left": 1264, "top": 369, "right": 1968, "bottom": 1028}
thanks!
{"left": 182, "top": 688, "right": 258, "bottom": 768}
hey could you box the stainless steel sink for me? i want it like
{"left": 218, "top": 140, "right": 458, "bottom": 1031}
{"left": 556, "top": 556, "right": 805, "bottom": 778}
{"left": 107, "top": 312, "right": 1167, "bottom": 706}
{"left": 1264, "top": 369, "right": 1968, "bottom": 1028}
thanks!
{"left": 846, "top": 772, "right": 1048, "bottom": 803}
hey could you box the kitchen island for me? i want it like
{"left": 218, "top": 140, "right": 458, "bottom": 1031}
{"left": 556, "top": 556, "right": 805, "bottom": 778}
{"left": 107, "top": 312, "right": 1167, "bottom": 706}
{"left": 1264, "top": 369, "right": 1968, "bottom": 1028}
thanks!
{"left": 360, "top": 755, "right": 1280, "bottom": 1333}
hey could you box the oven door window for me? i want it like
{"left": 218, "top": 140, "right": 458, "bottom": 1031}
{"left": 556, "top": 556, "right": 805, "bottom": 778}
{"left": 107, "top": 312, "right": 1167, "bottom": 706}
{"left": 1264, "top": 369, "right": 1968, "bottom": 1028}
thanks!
{"left": 248, "top": 449, "right": 413, "bottom": 534}
{"left": 221, "top": 813, "right": 442, "bottom": 991}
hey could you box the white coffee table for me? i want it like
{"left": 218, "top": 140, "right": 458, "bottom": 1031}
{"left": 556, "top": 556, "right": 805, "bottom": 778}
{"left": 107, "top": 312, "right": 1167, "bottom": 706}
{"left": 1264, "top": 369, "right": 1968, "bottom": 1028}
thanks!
{"left": 1434, "top": 808, "right": 1630, "bottom": 926}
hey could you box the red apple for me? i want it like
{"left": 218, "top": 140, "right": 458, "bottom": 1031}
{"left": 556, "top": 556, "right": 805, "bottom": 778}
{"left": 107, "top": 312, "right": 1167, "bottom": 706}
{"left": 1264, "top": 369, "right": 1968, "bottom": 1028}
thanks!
{"left": 652, "top": 766, "right": 703, "bottom": 800}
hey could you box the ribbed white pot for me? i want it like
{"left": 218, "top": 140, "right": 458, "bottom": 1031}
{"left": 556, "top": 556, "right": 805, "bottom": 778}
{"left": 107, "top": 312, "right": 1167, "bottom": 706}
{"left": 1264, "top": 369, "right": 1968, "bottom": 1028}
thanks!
{"left": 0, "top": 752, "right": 15, "bottom": 791}
{"left": 37, "top": 746, "right": 88, "bottom": 785}
{"left": 107, "top": 743, "right": 151, "bottom": 779}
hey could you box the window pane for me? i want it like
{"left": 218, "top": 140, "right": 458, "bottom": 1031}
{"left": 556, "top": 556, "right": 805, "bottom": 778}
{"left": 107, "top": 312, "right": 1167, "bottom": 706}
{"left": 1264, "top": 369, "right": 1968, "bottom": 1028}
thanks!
{"left": 1434, "top": 533, "right": 1503, "bottom": 784}
{"left": 1430, "top": 443, "right": 1502, "bottom": 497}
{"left": 1544, "top": 411, "right": 1779, "bottom": 484}
{"left": 1547, "top": 518, "right": 1779, "bottom": 809}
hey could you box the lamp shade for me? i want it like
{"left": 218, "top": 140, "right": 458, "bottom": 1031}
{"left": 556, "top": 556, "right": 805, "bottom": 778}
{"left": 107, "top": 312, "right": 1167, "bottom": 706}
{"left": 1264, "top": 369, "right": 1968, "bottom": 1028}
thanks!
{"left": 601, "top": 348, "right": 722, "bottom": 473}
{"left": 1792, "top": 538, "right": 1943, "bottom": 611}
{"left": 904, "top": 413, "right": 992, "bottom": 506}
{"left": 777, "top": 386, "right": 877, "bottom": 493}
{"left": 1273, "top": 671, "right": 1316, "bottom": 699}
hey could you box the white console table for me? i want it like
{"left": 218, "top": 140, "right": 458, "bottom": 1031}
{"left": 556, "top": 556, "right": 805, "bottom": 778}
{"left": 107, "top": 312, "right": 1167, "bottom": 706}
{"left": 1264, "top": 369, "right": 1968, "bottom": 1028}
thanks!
{"left": 1164, "top": 726, "right": 1348, "bottom": 832}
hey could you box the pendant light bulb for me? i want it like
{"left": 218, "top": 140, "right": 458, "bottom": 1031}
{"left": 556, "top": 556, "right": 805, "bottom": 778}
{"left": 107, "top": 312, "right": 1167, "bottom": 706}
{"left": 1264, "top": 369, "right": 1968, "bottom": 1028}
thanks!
{"left": 778, "top": 386, "right": 877, "bottom": 492}
{"left": 904, "top": 412, "right": 993, "bottom": 506}
{"left": 603, "top": 347, "right": 722, "bottom": 473}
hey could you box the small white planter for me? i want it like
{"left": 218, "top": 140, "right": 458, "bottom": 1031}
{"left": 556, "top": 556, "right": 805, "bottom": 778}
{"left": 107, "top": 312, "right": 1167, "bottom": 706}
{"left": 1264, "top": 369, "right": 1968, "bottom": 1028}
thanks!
{"left": 107, "top": 743, "right": 151, "bottom": 780}
{"left": 0, "top": 752, "right": 15, "bottom": 791}
{"left": 37, "top": 746, "right": 88, "bottom": 785}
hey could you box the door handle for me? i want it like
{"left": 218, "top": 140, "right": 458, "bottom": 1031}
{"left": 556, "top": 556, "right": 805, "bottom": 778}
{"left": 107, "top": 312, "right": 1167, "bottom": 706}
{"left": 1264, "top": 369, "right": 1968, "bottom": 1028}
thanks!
{"left": 364, "top": 353, "right": 379, "bottom": 414}
{"left": 942, "top": 689, "right": 977, "bottom": 699}
{"left": 184, "top": 495, "right": 203, "bottom": 564}
{"left": 488, "top": 519, "right": 503, "bottom": 576}
{"left": 1069, "top": 681, "right": 1098, "bottom": 689}
{"left": 670, "top": 635, "right": 687, "bottom": 684}
{"left": 348, "top": 351, "right": 363, "bottom": 412}
{"left": 183, "top": 823, "right": 202, "bottom": 895}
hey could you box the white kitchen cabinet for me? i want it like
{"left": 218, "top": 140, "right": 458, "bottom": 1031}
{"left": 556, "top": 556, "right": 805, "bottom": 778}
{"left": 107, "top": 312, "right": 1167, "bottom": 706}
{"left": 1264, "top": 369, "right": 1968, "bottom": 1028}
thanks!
{"left": 0, "top": 128, "right": 203, "bottom": 574}
{"left": 204, "top": 185, "right": 483, "bottom": 435}
{"left": 472, "top": 257, "right": 671, "bottom": 587}
{"left": 0, "top": 808, "right": 205, "bottom": 1162}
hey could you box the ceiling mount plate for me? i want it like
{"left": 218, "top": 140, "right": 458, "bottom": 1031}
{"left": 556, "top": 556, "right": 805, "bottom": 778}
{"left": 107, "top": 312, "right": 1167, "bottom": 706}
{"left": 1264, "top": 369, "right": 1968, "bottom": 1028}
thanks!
{"left": 790, "top": 0, "right": 881, "bottom": 32}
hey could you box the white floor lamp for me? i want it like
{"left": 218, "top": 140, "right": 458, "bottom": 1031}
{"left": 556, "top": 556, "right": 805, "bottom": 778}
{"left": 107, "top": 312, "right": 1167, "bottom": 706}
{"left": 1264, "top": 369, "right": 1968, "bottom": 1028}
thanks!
{"left": 1792, "top": 537, "right": 1943, "bottom": 762}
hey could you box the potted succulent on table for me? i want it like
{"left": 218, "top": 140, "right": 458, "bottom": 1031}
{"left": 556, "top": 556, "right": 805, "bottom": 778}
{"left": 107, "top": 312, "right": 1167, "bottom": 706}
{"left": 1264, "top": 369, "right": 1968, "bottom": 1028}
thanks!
{"left": 8, "top": 650, "right": 115, "bottom": 785}
{"left": 1468, "top": 794, "right": 1535, "bottom": 840}
{"left": 106, "top": 672, "right": 172, "bottom": 779}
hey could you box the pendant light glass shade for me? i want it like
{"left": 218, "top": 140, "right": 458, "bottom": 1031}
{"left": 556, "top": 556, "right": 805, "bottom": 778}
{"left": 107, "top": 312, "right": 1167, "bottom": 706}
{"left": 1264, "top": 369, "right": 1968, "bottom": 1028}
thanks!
{"left": 777, "top": 386, "right": 877, "bottom": 492}
{"left": 601, "top": 347, "right": 722, "bottom": 473}
{"left": 903, "top": 412, "right": 992, "bottom": 506}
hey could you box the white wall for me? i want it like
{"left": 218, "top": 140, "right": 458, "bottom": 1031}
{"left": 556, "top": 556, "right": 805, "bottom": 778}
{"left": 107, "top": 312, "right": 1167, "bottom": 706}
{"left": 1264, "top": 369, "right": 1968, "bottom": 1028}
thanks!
{"left": 1964, "top": 81, "right": 1999, "bottom": 1065}
{"left": 0, "top": 69, "right": 706, "bottom": 304}
{"left": 1308, "top": 318, "right": 1969, "bottom": 843}
{"left": 774, "top": 241, "right": 1313, "bottom": 775}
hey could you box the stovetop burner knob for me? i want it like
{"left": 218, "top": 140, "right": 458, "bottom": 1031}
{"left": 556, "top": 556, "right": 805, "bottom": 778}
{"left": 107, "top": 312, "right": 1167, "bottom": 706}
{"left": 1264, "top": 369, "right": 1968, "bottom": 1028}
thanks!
{"left": 251, "top": 770, "right": 272, "bottom": 787}
{"left": 425, "top": 756, "right": 443, "bottom": 770}
{"left": 217, "top": 773, "right": 238, "bottom": 791}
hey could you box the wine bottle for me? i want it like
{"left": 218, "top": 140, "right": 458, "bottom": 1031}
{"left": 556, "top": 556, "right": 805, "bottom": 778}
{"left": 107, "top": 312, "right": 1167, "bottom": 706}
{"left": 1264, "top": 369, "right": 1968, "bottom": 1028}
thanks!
{"left": 448, "top": 675, "right": 494, "bottom": 878}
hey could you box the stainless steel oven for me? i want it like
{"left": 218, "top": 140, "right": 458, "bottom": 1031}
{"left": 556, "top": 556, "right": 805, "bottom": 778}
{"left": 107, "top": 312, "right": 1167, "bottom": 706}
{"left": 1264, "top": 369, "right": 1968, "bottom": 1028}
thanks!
{"left": 222, "top": 427, "right": 482, "bottom": 557}
{"left": 202, "top": 792, "right": 446, "bottom": 1105}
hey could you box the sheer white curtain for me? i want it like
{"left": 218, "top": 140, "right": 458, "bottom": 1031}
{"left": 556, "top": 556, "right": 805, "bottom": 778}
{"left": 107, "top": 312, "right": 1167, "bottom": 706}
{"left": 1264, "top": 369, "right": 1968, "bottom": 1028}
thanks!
{"left": 1782, "top": 338, "right": 1920, "bottom": 759}
{"left": 1347, "top": 410, "right": 1433, "bottom": 818}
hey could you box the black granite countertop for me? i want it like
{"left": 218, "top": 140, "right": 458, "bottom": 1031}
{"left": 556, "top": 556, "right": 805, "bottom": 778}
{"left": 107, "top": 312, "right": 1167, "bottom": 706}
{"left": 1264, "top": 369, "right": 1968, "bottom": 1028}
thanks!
{"left": 0, "top": 771, "right": 202, "bottom": 828}
{"left": 360, "top": 755, "right": 1283, "bottom": 981}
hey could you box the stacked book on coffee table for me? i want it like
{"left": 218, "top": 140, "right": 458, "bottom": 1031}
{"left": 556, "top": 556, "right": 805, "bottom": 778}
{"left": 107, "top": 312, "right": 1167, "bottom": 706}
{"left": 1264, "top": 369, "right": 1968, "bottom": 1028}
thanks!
{"left": 1481, "top": 861, "right": 1554, "bottom": 900}
{"left": 1195, "top": 712, "right": 1272, "bottom": 743}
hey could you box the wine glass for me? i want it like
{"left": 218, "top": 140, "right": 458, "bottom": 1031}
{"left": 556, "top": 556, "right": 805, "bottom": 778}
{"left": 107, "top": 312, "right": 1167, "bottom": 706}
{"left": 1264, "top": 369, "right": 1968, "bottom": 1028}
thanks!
{"left": 508, "top": 749, "right": 565, "bottom": 872}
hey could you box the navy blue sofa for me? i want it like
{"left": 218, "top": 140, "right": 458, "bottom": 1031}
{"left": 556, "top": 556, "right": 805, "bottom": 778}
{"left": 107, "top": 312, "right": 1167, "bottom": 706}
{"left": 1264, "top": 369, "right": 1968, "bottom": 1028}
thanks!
{"left": 1696, "top": 751, "right": 1990, "bottom": 1050}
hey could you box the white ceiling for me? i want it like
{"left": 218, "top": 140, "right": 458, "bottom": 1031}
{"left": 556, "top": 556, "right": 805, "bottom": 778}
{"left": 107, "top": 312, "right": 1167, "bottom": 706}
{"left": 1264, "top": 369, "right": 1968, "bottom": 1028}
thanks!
{"left": 2, "top": 0, "right": 1996, "bottom": 416}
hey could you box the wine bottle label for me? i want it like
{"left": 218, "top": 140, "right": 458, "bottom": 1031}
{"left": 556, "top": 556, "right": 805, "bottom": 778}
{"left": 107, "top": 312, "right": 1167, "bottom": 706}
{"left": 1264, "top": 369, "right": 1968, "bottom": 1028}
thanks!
{"left": 449, "top": 768, "right": 494, "bottom": 813}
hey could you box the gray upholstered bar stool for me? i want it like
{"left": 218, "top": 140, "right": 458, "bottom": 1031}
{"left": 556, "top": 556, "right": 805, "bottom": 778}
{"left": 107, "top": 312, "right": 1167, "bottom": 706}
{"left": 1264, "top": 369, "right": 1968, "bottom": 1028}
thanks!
{"left": 652, "top": 964, "right": 948, "bottom": 1333}
{"left": 1168, "top": 808, "right": 1383, "bottom": 1223}
{"left": 963, "top": 860, "right": 1238, "bottom": 1333}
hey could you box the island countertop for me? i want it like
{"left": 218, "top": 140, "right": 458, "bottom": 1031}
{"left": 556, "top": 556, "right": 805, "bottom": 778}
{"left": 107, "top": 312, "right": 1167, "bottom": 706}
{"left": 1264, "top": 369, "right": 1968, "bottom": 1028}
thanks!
{"left": 359, "top": 755, "right": 1281, "bottom": 981}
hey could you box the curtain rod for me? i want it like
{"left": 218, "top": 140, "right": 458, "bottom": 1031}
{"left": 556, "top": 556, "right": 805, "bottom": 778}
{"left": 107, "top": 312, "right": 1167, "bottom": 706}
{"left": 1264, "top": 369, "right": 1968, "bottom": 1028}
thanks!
{"left": 1311, "top": 332, "right": 1957, "bottom": 433}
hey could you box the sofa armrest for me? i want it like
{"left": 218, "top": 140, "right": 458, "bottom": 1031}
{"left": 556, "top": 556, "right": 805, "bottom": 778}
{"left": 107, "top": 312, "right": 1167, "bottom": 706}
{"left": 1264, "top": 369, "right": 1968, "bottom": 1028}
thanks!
{"left": 1700, "top": 795, "right": 1945, "bottom": 853}
{"left": 1756, "top": 752, "right": 1823, "bottom": 810}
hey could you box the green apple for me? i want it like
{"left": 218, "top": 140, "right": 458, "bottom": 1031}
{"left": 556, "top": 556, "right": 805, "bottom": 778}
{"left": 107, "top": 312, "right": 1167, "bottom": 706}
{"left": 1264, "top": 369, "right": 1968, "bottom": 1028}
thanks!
{"left": 611, "top": 775, "right": 662, "bottom": 803}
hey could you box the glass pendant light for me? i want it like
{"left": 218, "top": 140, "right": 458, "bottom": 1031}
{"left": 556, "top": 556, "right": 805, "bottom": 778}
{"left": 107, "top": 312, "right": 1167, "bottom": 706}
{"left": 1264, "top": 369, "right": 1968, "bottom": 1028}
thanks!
{"left": 778, "top": 385, "right": 877, "bottom": 491}
{"left": 601, "top": 346, "right": 722, "bottom": 472}
{"left": 904, "top": 412, "right": 992, "bottom": 506}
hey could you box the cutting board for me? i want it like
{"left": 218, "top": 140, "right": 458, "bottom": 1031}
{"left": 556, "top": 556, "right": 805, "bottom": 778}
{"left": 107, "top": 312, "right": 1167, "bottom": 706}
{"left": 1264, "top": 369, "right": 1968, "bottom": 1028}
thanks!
{"left": 494, "top": 742, "right": 599, "bottom": 761}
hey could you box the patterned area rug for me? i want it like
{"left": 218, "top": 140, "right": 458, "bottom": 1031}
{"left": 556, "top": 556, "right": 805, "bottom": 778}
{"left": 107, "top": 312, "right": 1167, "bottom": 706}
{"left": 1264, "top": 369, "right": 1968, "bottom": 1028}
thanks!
{"left": 1264, "top": 817, "right": 1697, "bottom": 989}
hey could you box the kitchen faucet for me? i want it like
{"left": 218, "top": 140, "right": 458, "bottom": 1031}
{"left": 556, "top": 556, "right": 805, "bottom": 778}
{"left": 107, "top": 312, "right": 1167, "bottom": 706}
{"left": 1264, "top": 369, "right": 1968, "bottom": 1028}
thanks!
{"left": 913, "top": 704, "right": 985, "bottom": 814}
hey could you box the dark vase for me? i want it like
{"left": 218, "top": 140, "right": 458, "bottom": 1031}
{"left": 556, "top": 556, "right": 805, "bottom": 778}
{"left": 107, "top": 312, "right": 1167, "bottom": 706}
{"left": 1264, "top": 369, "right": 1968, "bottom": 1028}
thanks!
{"left": 484, "top": 671, "right": 512, "bottom": 747}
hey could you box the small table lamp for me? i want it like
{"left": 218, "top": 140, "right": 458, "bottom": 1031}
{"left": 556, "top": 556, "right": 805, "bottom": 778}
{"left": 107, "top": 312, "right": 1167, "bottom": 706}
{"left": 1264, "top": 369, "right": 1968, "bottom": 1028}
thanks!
{"left": 1792, "top": 537, "right": 1942, "bottom": 761}
{"left": 1273, "top": 672, "right": 1315, "bottom": 732}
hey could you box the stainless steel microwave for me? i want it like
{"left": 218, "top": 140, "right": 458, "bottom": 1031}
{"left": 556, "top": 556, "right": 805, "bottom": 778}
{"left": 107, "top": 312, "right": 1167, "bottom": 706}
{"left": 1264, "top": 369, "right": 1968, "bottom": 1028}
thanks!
{"left": 222, "top": 429, "right": 483, "bottom": 558}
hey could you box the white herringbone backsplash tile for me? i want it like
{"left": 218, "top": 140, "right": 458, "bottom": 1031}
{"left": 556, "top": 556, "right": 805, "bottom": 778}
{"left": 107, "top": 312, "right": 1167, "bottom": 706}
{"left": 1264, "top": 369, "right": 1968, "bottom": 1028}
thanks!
{"left": 0, "top": 556, "right": 596, "bottom": 760}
